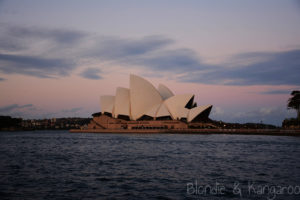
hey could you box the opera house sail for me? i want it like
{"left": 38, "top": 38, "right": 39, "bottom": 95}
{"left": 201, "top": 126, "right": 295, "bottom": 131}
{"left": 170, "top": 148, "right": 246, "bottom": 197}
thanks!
{"left": 85, "top": 74, "right": 213, "bottom": 132}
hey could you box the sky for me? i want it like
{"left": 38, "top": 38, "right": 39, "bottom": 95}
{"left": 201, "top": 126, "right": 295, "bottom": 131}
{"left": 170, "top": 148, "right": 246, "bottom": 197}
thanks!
{"left": 0, "top": 0, "right": 300, "bottom": 125}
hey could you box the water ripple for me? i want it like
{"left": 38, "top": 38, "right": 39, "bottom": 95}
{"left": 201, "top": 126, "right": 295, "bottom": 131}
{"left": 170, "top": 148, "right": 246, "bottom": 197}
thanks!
{"left": 0, "top": 131, "right": 299, "bottom": 199}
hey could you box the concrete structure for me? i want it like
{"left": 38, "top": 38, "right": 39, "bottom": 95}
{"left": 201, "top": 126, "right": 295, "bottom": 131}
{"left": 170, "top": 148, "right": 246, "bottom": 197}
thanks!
{"left": 130, "top": 74, "right": 163, "bottom": 120}
{"left": 100, "top": 95, "right": 115, "bottom": 115}
{"left": 84, "top": 74, "right": 213, "bottom": 131}
{"left": 113, "top": 87, "right": 130, "bottom": 119}
{"left": 157, "top": 84, "right": 174, "bottom": 100}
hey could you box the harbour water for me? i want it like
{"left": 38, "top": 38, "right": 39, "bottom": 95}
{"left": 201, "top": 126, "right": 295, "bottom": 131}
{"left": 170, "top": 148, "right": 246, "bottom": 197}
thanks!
{"left": 0, "top": 131, "right": 299, "bottom": 199}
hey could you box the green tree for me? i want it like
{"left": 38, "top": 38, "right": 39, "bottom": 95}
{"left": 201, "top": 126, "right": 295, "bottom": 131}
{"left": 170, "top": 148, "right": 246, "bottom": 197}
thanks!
{"left": 287, "top": 90, "right": 300, "bottom": 120}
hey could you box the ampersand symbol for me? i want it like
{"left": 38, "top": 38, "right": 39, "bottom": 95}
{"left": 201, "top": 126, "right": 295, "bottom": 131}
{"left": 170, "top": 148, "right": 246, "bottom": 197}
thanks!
{"left": 233, "top": 181, "right": 242, "bottom": 197}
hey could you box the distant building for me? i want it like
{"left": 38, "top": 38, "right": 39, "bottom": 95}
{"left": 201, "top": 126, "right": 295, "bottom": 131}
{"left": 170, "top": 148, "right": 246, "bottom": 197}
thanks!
{"left": 85, "top": 74, "right": 213, "bottom": 131}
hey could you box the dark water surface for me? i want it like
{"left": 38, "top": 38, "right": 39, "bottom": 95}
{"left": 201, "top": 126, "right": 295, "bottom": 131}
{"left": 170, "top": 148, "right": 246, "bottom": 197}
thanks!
{"left": 0, "top": 131, "right": 299, "bottom": 200}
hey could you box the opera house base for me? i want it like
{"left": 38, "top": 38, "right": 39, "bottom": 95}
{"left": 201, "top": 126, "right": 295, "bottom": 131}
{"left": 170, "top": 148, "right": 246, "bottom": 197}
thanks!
{"left": 69, "top": 115, "right": 300, "bottom": 136}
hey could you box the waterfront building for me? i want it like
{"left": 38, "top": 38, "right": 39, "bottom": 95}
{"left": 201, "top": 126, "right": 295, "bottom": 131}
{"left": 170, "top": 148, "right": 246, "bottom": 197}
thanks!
{"left": 86, "top": 74, "right": 213, "bottom": 131}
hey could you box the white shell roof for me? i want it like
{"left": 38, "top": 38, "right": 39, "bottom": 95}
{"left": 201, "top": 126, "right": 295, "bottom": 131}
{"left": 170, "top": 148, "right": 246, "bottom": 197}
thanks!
{"left": 100, "top": 95, "right": 115, "bottom": 114}
{"left": 114, "top": 87, "right": 130, "bottom": 118}
{"left": 156, "top": 103, "right": 171, "bottom": 118}
{"left": 144, "top": 103, "right": 161, "bottom": 118}
{"left": 164, "top": 94, "right": 194, "bottom": 120}
{"left": 129, "top": 74, "right": 163, "bottom": 120}
{"left": 157, "top": 84, "right": 174, "bottom": 100}
{"left": 99, "top": 75, "right": 212, "bottom": 122}
{"left": 177, "top": 107, "right": 190, "bottom": 119}
{"left": 187, "top": 105, "right": 212, "bottom": 122}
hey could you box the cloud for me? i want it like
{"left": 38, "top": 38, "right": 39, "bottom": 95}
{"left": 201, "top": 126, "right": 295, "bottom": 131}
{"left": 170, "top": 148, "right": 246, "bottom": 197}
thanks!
{"left": 0, "top": 77, "right": 5, "bottom": 81}
{"left": 0, "top": 0, "right": 4, "bottom": 9}
{"left": 87, "top": 35, "right": 174, "bottom": 59}
{"left": 179, "top": 49, "right": 300, "bottom": 86}
{"left": 211, "top": 106, "right": 225, "bottom": 117}
{"left": 0, "top": 38, "right": 21, "bottom": 51}
{"left": 295, "top": 0, "right": 300, "bottom": 9}
{"left": 0, "top": 24, "right": 86, "bottom": 78}
{"left": 0, "top": 24, "right": 176, "bottom": 79}
{"left": 260, "top": 89, "right": 292, "bottom": 95}
{"left": 1, "top": 24, "right": 299, "bottom": 86}
{"left": 211, "top": 106, "right": 295, "bottom": 126}
{"left": 83, "top": 36, "right": 207, "bottom": 76}
{"left": 0, "top": 24, "right": 86, "bottom": 51}
{"left": 133, "top": 49, "right": 206, "bottom": 72}
{"left": 0, "top": 104, "right": 33, "bottom": 113}
{"left": 9, "top": 26, "right": 86, "bottom": 45}
{"left": 83, "top": 36, "right": 204, "bottom": 73}
{"left": 79, "top": 68, "right": 102, "bottom": 80}
{"left": 0, "top": 53, "right": 75, "bottom": 78}
{"left": 231, "top": 107, "right": 295, "bottom": 125}
{"left": 85, "top": 35, "right": 300, "bottom": 87}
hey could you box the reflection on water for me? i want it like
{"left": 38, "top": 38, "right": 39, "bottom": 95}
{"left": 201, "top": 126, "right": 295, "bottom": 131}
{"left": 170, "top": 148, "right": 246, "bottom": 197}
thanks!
{"left": 0, "top": 131, "right": 299, "bottom": 199}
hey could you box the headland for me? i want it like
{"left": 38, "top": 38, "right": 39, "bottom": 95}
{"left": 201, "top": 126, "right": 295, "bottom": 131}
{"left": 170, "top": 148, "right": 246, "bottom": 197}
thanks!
{"left": 69, "top": 113, "right": 300, "bottom": 136}
{"left": 70, "top": 74, "right": 300, "bottom": 136}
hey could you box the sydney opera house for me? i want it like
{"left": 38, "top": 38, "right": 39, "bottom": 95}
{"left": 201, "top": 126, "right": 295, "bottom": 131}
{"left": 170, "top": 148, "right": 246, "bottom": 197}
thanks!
{"left": 84, "top": 74, "right": 213, "bottom": 131}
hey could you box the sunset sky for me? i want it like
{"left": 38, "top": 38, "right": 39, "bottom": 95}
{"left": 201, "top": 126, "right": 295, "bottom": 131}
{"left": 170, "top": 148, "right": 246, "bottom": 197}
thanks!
{"left": 0, "top": 0, "right": 300, "bottom": 125}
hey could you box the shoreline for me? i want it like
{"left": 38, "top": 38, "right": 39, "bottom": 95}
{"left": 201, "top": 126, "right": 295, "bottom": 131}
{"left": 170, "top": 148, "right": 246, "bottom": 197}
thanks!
{"left": 69, "top": 128, "right": 300, "bottom": 136}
